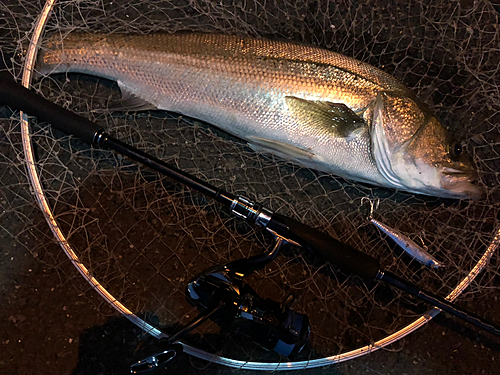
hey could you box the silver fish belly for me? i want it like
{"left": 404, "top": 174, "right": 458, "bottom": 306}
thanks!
{"left": 37, "top": 33, "right": 480, "bottom": 198}
{"left": 370, "top": 218, "right": 444, "bottom": 269}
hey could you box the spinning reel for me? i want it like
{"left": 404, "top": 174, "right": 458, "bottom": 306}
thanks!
{"left": 131, "top": 230, "right": 310, "bottom": 373}
{"left": 186, "top": 233, "right": 310, "bottom": 357}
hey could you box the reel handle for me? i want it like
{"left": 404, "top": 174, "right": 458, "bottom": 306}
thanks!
{"left": 130, "top": 343, "right": 182, "bottom": 374}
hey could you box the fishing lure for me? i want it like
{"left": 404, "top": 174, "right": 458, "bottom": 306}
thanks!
{"left": 370, "top": 218, "right": 445, "bottom": 269}
{"left": 361, "top": 198, "right": 444, "bottom": 269}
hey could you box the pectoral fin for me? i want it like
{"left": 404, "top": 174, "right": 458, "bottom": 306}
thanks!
{"left": 285, "top": 96, "right": 366, "bottom": 138}
{"left": 248, "top": 136, "right": 315, "bottom": 162}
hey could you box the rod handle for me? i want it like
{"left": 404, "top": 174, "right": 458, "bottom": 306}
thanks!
{"left": 0, "top": 71, "right": 102, "bottom": 144}
{"left": 267, "top": 213, "right": 381, "bottom": 281}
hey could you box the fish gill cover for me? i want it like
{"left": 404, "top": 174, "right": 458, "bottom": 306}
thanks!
{"left": 0, "top": 0, "right": 499, "bottom": 368}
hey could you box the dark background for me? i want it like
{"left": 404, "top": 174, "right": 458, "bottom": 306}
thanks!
{"left": 1, "top": 0, "right": 500, "bottom": 374}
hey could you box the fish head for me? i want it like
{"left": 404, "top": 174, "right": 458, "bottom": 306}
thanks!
{"left": 371, "top": 92, "right": 482, "bottom": 199}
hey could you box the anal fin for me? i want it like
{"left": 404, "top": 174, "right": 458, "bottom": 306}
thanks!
{"left": 105, "top": 81, "right": 158, "bottom": 112}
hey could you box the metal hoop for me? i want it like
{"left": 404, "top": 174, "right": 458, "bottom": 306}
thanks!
{"left": 21, "top": 1, "right": 500, "bottom": 370}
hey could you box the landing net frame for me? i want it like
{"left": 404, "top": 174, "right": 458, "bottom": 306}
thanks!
{"left": 18, "top": 0, "right": 500, "bottom": 370}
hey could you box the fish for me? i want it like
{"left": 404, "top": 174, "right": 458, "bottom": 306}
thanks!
{"left": 37, "top": 33, "right": 482, "bottom": 199}
{"left": 370, "top": 217, "right": 444, "bottom": 269}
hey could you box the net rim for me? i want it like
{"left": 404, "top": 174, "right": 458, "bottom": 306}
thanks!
{"left": 19, "top": 0, "right": 500, "bottom": 370}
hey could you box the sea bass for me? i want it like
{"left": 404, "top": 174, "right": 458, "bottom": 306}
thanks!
{"left": 38, "top": 33, "right": 481, "bottom": 198}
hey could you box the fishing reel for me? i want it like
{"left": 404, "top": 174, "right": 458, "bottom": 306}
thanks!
{"left": 130, "top": 233, "right": 309, "bottom": 373}
{"left": 186, "top": 234, "right": 310, "bottom": 357}
{"left": 183, "top": 197, "right": 310, "bottom": 356}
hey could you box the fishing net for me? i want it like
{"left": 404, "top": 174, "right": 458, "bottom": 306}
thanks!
{"left": 1, "top": 0, "right": 499, "bottom": 370}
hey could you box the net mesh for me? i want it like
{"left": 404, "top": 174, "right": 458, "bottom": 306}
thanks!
{"left": 1, "top": 0, "right": 499, "bottom": 364}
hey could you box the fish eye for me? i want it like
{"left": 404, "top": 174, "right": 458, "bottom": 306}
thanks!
{"left": 449, "top": 141, "right": 463, "bottom": 158}
{"left": 453, "top": 143, "right": 463, "bottom": 156}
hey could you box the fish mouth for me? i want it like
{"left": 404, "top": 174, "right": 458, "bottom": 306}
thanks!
{"left": 440, "top": 167, "right": 483, "bottom": 199}
{"left": 441, "top": 166, "right": 477, "bottom": 178}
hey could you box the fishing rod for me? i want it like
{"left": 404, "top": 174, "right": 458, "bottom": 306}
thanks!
{"left": 1, "top": 71, "right": 499, "bottom": 343}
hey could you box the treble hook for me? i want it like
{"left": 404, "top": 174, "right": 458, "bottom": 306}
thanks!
{"left": 360, "top": 197, "right": 379, "bottom": 220}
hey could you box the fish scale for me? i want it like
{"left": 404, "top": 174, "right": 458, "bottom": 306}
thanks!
{"left": 38, "top": 32, "right": 480, "bottom": 198}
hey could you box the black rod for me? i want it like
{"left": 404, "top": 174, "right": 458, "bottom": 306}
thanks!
{"left": 379, "top": 271, "right": 500, "bottom": 337}
{"left": 1, "top": 71, "right": 499, "bottom": 338}
{"left": 0, "top": 71, "right": 235, "bottom": 207}
{"left": 98, "top": 133, "right": 235, "bottom": 206}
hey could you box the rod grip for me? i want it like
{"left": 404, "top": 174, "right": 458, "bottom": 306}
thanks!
{"left": 0, "top": 71, "right": 102, "bottom": 144}
{"left": 267, "top": 213, "right": 381, "bottom": 281}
